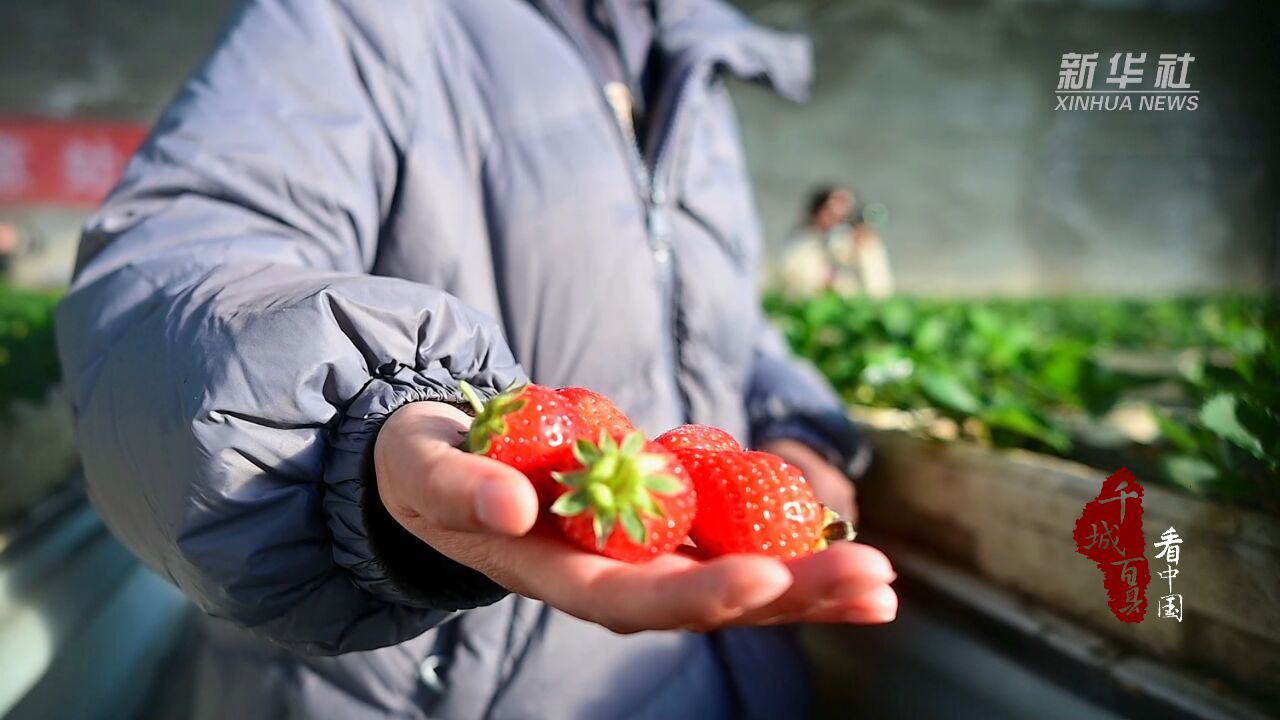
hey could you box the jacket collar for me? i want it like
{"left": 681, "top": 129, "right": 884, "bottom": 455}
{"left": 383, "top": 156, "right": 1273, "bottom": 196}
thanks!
{"left": 654, "top": 0, "right": 813, "bottom": 103}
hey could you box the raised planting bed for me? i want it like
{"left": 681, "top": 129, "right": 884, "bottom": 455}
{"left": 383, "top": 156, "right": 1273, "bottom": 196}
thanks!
{"left": 858, "top": 428, "right": 1280, "bottom": 704}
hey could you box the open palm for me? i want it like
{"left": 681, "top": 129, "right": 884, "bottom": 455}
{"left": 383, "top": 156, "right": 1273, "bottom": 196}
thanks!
{"left": 375, "top": 402, "right": 898, "bottom": 634}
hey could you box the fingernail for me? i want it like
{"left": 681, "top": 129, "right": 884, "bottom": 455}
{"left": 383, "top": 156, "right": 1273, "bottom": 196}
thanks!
{"left": 864, "top": 552, "right": 896, "bottom": 582}
{"left": 868, "top": 585, "right": 898, "bottom": 621}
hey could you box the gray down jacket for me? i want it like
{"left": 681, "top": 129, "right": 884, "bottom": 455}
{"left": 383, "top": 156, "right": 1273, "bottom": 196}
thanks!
{"left": 55, "top": 0, "right": 863, "bottom": 717}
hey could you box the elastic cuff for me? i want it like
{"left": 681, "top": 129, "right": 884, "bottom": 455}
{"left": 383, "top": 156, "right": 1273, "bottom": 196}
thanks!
{"left": 324, "top": 365, "right": 510, "bottom": 611}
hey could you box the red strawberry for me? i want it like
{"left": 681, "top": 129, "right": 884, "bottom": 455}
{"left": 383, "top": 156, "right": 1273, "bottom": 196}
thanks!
{"left": 681, "top": 450, "right": 847, "bottom": 560}
{"left": 555, "top": 386, "right": 635, "bottom": 441}
{"left": 654, "top": 426, "right": 743, "bottom": 509}
{"left": 460, "top": 381, "right": 581, "bottom": 497}
{"left": 655, "top": 424, "right": 742, "bottom": 454}
{"left": 550, "top": 431, "right": 696, "bottom": 563}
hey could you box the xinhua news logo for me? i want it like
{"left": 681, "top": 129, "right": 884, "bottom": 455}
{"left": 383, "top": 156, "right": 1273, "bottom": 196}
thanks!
{"left": 1055, "top": 52, "right": 1198, "bottom": 112}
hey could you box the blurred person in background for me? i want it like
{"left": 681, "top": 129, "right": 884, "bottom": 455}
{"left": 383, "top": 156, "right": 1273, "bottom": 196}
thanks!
{"left": 834, "top": 199, "right": 894, "bottom": 299}
{"left": 777, "top": 184, "right": 893, "bottom": 299}
{"left": 55, "top": 1, "right": 895, "bottom": 719}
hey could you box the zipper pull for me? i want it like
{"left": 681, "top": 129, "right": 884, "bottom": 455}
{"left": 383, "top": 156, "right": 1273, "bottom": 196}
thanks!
{"left": 604, "top": 82, "right": 637, "bottom": 148}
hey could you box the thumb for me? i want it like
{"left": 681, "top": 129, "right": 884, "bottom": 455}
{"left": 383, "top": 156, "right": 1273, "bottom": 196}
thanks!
{"left": 376, "top": 400, "right": 540, "bottom": 538}
{"left": 420, "top": 448, "right": 540, "bottom": 536}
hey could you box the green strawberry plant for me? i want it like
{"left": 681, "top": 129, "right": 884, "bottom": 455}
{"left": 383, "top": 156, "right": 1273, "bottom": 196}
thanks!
{"left": 0, "top": 283, "right": 62, "bottom": 415}
{"left": 766, "top": 292, "right": 1277, "bottom": 507}
{"left": 1155, "top": 302, "right": 1279, "bottom": 506}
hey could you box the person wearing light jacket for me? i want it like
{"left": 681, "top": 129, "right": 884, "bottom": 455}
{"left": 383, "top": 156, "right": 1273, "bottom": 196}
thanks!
{"left": 55, "top": 1, "right": 897, "bottom": 717}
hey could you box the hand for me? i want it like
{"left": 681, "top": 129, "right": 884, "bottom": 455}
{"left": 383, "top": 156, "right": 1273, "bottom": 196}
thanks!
{"left": 374, "top": 401, "right": 896, "bottom": 633}
{"left": 759, "top": 438, "right": 858, "bottom": 525}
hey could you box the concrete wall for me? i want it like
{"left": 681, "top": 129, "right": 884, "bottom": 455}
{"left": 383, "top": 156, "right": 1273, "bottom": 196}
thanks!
{"left": 1, "top": 0, "right": 1276, "bottom": 294}
{"left": 0, "top": 0, "right": 229, "bottom": 120}
{"left": 733, "top": 0, "right": 1279, "bottom": 295}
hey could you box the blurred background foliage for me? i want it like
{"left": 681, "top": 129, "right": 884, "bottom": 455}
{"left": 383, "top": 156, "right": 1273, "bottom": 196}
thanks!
{"left": 767, "top": 292, "right": 1279, "bottom": 508}
{"left": 0, "top": 284, "right": 61, "bottom": 413}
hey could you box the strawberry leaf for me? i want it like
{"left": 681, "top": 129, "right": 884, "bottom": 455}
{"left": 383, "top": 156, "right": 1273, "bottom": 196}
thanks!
{"left": 1162, "top": 454, "right": 1218, "bottom": 492}
{"left": 461, "top": 381, "right": 527, "bottom": 454}
{"left": 620, "top": 431, "right": 645, "bottom": 455}
{"left": 573, "top": 438, "right": 598, "bottom": 464}
{"left": 620, "top": 507, "right": 646, "bottom": 545}
{"left": 920, "top": 371, "right": 981, "bottom": 415}
{"left": 636, "top": 492, "right": 663, "bottom": 518}
{"left": 1200, "top": 393, "right": 1264, "bottom": 458}
{"left": 595, "top": 513, "right": 617, "bottom": 550}
{"left": 550, "top": 491, "right": 590, "bottom": 517}
{"left": 552, "top": 469, "right": 586, "bottom": 490}
{"left": 643, "top": 474, "right": 684, "bottom": 495}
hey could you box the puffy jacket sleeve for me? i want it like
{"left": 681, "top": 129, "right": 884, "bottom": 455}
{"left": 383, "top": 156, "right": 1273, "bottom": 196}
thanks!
{"left": 746, "top": 321, "right": 870, "bottom": 480}
{"left": 54, "top": 0, "right": 519, "bottom": 655}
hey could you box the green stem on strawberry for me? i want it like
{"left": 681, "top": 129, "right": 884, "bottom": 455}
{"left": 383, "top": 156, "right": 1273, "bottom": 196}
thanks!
{"left": 551, "top": 431, "right": 684, "bottom": 549}
{"left": 816, "top": 507, "right": 858, "bottom": 550}
{"left": 821, "top": 520, "right": 857, "bottom": 544}
{"left": 459, "top": 380, "right": 528, "bottom": 455}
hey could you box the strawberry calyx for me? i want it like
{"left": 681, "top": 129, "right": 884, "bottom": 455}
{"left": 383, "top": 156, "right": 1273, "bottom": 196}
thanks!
{"left": 815, "top": 507, "right": 858, "bottom": 551}
{"left": 459, "top": 380, "right": 528, "bottom": 455}
{"left": 551, "top": 431, "right": 684, "bottom": 549}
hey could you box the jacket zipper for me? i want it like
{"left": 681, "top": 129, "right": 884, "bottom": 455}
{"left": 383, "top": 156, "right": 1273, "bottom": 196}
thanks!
{"left": 537, "top": 0, "right": 701, "bottom": 417}
{"left": 643, "top": 76, "right": 698, "bottom": 264}
{"left": 628, "top": 76, "right": 700, "bottom": 422}
{"left": 535, "top": 0, "right": 697, "bottom": 247}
